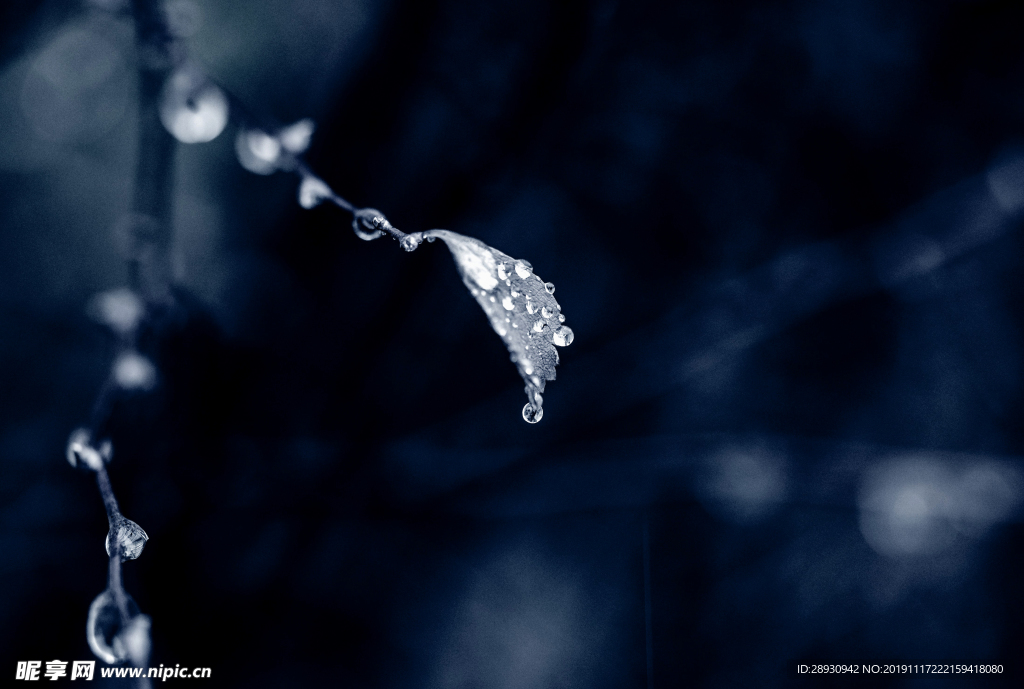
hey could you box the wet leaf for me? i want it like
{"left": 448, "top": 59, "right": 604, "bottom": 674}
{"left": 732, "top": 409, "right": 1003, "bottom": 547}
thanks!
{"left": 424, "top": 230, "right": 573, "bottom": 423}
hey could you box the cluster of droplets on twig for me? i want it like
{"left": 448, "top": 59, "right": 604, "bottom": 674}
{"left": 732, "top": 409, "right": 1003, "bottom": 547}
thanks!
{"left": 67, "top": 288, "right": 154, "bottom": 676}
{"left": 154, "top": 32, "right": 574, "bottom": 423}
{"left": 68, "top": 0, "right": 576, "bottom": 675}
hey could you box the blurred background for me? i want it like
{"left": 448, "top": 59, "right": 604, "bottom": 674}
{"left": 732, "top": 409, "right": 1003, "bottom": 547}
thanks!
{"left": 2, "top": 0, "right": 1023, "bottom": 686}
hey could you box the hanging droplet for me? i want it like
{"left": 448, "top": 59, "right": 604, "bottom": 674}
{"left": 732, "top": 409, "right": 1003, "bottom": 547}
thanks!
{"left": 159, "top": 70, "right": 228, "bottom": 144}
{"left": 514, "top": 260, "right": 532, "bottom": 279}
{"left": 553, "top": 325, "right": 574, "bottom": 347}
{"left": 522, "top": 403, "right": 543, "bottom": 424}
{"left": 502, "top": 296, "right": 515, "bottom": 311}
{"left": 106, "top": 518, "right": 149, "bottom": 561}
{"left": 541, "top": 307, "right": 553, "bottom": 319}
{"left": 278, "top": 118, "right": 315, "bottom": 154}
{"left": 544, "top": 282, "right": 556, "bottom": 294}
{"left": 497, "top": 264, "right": 508, "bottom": 281}
{"left": 87, "top": 589, "right": 141, "bottom": 665}
{"left": 533, "top": 320, "right": 548, "bottom": 333}
{"left": 400, "top": 234, "right": 422, "bottom": 252}
{"left": 298, "top": 176, "right": 333, "bottom": 209}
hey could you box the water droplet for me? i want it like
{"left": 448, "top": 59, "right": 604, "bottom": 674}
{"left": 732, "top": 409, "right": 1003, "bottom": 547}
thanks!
{"left": 235, "top": 128, "right": 279, "bottom": 175}
{"left": 515, "top": 260, "right": 532, "bottom": 279}
{"left": 511, "top": 290, "right": 519, "bottom": 297}
{"left": 112, "top": 352, "right": 157, "bottom": 390}
{"left": 497, "top": 264, "right": 508, "bottom": 281}
{"left": 105, "top": 518, "right": 148, "bottom": 561}
{"left": 87, "top": 589, "right": 141, "bottom": 665}
{"left": 87, "top": 288, "right": 144, "bottom": 336}
{"left": 113, "top": 614, "right": 151, "bottom": 667}
{"left": 526, "top": 302, "right": 535, "bottom": 314}
{"left": 426, "top": 236, "right": 436, "bottom": 242}
{"left": 512, "top": 322, "right": 518, "bottom": 328}
{"left": 66, "top": 428, "right": 110, "bottom": 471}
{"left": 544, "top": 282, "right": 556, "bottom": 294}
{"left": 541, "top": 307, "right": 553, "bottom": 319}
{"left": 502, "top": 296, "right": 515, "bottom": 311}
{"left": 489, "top": 296, "right": 496, "bottom": 303}
{"left": 523, "top": 360, "right": 534, "bottom": 375}
{"left": 533, "top": 320, "right": 548, "bottom": 333}
{"left": 159, "top": 70, "right": 228, "bottom": 144}
{"left": 400, "top": 234, "right": 421, "bottom": 252}
{"left": 558, "top": 314, "right": 565, "bottom": 323}
{"left": 298, "top": 176, "right": 332, "bottom": 209}
{"left": 278, "top": 118, "right": 315, "bottom": 154}
{"left": 553, "top": 325, "right": 575, "bottom": 347}
{"left": 522, "top": 403, "right": 543, "bottom": 423}
{"left": 505, "top": 279, "right": 512, "bottom": 286}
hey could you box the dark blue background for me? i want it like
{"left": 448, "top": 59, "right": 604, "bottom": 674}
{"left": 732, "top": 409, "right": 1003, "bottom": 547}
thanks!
{"left": 2, "top": 0, "right": 1022, "bottom": 686}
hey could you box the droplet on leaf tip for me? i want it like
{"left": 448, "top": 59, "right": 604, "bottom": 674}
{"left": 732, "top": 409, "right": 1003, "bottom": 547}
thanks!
{"left": 522, "top": 403, "right": 543, "bottom": 423}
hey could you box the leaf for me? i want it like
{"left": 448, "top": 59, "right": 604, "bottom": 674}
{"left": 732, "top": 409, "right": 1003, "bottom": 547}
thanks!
{"left": 424, "top": 230, "right": 574, "bottom": 423}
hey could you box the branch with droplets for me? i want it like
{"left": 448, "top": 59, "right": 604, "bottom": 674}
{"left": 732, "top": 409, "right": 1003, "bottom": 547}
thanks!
{"left": 155, "top": 61, "right": 576, "bottom": 421}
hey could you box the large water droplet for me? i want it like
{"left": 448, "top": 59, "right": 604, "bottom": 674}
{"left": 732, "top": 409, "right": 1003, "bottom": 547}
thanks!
{"left": 544, "top": 282, "right": 556, "bottom": 294}
{"left": 553, "top": 325, "right": 574, "bottom": 347}
{"left": 86, "top": 589, "right": 141, "bottom": 665}
{"left": 400, "top": 234, "right": 421, "bottom": 252}
{"left": 541, "top": 307, "right": 553, "bottom": 319}
{"left": 515, "top": 260, "right": 532, "bottom": 279}
{"left": 159, "top": 70, "right": 228, "bottom": 144}
{"left": 502, "top": 296, "right": 515, "bottom": 311}
{"left": 522, "top": 403, "right": 543, "bottom": 424}
{"left": 105, "top": 518, "right": 148, "bottom": 561}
